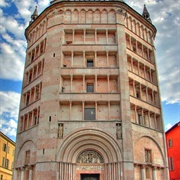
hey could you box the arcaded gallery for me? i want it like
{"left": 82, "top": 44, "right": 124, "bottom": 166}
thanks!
{"left": 13, "top": 0, "right": 169, "bottom": 179}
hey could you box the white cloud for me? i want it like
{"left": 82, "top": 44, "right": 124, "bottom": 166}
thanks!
{"left": 0, "top": 91, "right": 21, "bottom": 119}
{"left": 0, "top": 119, "right": 18, "bottom": 137}
{"left": 0, "top": 91, "right": 20, "bottom": 138}
{"left": 0, "top": 0, "right": 9, "bottom": 7}
{"left": 165, "top": 123, "right": 172, "bottom": 131}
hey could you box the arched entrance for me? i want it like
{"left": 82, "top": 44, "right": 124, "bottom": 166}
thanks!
{"left": 76, "top": 150, "right": 103, "bottom": 180}
{"left": 57, "top": 129, "right": 123, "bottom": 180}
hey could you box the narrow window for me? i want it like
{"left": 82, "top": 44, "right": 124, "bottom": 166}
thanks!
{"left": 49, "top": 116, "right": 51, "bottom": 122}
{"left": 145, "top": 149, "right": 152, "bottom": 163}
{"left": 84, "top": 108, "right": 95, "bottom": 120}
{"left": 87, "top": 83, "right": 94, "bottom": 93}
{"left": 5, "top": 159, "right": 9, "bottom": 169}
{"left": 2, "top": 157, "right": 5, "bottom": 167}
{"left": 136, "top": 91, "right": 140, "bottom": 99}
{"left": 87, "top": 60, "right": 94, "bottom": 67}
{"left": 25, "top": 150, "right": 30, "bottom": 164}
{"left": 138, "top": 114, "right": 142, "bottom": 125}
{"left": 3, "top": 144, "right": 7, "bottom": 152}
{"left": 169, "top": 157, "right": 174, "bottom": 171}
{"left": 168, "top": 139, "right": 173, "bottom": 148}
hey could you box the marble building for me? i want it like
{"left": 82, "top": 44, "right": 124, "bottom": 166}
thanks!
{"left": 13, "top": 0, "right": 169, "bottom": 179}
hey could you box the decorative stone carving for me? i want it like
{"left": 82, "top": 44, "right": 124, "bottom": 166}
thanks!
{"left": 76, "top": 165, "right": 104, "bottom": 171}
{"left": 58, "top": 123, "right": 63, "bottom": 138}
{"left": 77, "top": 150, "right": 103, "bottom": 163}
{"left": 116, "top": 123, "right": 122, "bottom": 139}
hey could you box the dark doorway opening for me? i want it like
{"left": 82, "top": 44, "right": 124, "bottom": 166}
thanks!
{"left": 81, "top": 174, "right": 100, "bottom": 180}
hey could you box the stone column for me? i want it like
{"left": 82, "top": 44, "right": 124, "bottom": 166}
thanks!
{"left": 146, "top": 86, "right": 149, "bottom": 103}
{"left": 29, "top": 166, "right": 33, "bottom": 180}
{"left": 130, "top": 56, "right": 133, "bottom": 72}
{"left": 71, "top": 51, "right": 74, "bottom": 67}
{"left": 83, "top": 75, "right": 85, "bottom": 92}
{"left": 108, "top": 101, "right": 110, "bottom": 120}
{"left": 70, "top": 75, "right": 73, "bottom": 93}
{"left": 141, "top": 165, "right": 145, "bottom": 180}
{"left": 69, "top": 101, "right": 72, "bottom": 120}
{"left": 95, "top": 101, "right": 97, "bottom": 120}
{"left": 84, "top": 29, "right": 86, "bottom": 44}
{"left": 83, "top": 51, "right": 86, "bottom": 67}
{"left": 20, "top": 168, "right": 24, "bottom": 180}
{"left": 82, "top": 101, "right": 84, "bottom": 120}
{"left": 94, "top": 51, "right": 97, "bottom": 67}
{"left": 72, "top": 29, "right": 75, "bottom": 44}
{"left": 106, "top": 29, "right": 108, "bottom": 44}
{"left": 95, "top": 30, "right": 97, "bottom": 44}
{"left": 107, "top": 75, "right": 110, "bottom": 92}
{"left": 153, "top": 167, "right": 157, "bottom": 180}
{"left": 106, "top": 51, "right": 109, "bottom": 66}
{"left": 13, "top": 168, "right": 17, "bottom": 180}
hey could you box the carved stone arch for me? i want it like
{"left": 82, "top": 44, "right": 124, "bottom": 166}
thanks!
{"left": 144, "top": 28, "right": 148, "bottom": 41}
{"left": 57, "top": 9, "right": 63, "bottom": 15}
{"left": 16, "top": 140, "right": 37, "bottom": 167}
{"left": 47, "top": 11, "right": 56, "bottom": 19}
{"left": 147, "top": 30, "right": 152, "bottom": 43}
{"left": 136, "top": 22, "right": 140, "bottom": 36}
{"left": 94, "top": 9, "right": 100, "bottom": 23}
{"left": 134, "top": 135, "right": 165, "bottom": 166}
{"left": 86, "top": 9, "right": 93, "bottom": 23}
{"left": 77, "top": 150, "right": 104, "bottom": 164}
{"left": 101, "top": 9, "right": 108, "bottom": 23}
{"left": 72, "top": 9, "right": 79, "bottom": 23}
{"left": 128, "top": 16, "right": 132, "bottom": 30}
{"left": 57, "top": 129, "right": 122, "bottom": 163}
{"left": 132, "top": 19, "right": 136, "bottom": 33}
{"left": 108, "top": 9, "right": 116, "bottom": 23}
{"left": 64, "top": 9, "right": 72, "bottom": 23}
{"left": 140, "top": 24, "right": 144, "bottom": 38}
{"left": 79, "top": 9, "right": 86, "bottom": 23}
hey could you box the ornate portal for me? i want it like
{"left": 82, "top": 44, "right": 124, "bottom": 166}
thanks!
{"left": 77, "top": 150, "right": 103, "bottom": 163}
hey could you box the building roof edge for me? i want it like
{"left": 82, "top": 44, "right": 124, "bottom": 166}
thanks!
{"left": 0, "top": 131, "right": 16, "bottom": 145}
{"left": 165, "top": 121, "right": 180, "bottom": 134}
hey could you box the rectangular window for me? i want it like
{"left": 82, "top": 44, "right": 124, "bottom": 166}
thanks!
{"left": 84, "top": 108, "right": 95, "bottom": 120}
{"left": 168, "top": 139, "right": 173, "bottom": 148}
{"left": 5, "top": 159, "right": 9, "bottom": 169}
{"left": 2, "top": 157, "right": 5, "bottom": 167}
{"left": 87, "top": 60, "right": 93, "bottom": 67}
{"left": 3, "top": 144, "right": 7, "bottom": 152}
{"left": 87, "top": 84, "right": 94, "bottom": 93}
{"left": 145, "top": 149, "right": 152, "bottom": 163}
{"left": 25, "top": 150, "right": 30, "bottom": 164}
{"left": 169, "top": 157, "right": 174, "bottom": 171}
{"left": 138, "top": 114, "right": 143, "bottom": 125}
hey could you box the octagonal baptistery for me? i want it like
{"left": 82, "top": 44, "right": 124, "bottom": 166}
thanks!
{"left": 13, "top": 0, "right": 169, "bottom": 180}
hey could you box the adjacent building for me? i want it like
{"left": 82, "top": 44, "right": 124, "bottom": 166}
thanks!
{"left": 13, "top": 0, "right": 169, "bottom": 179}
{"left": 0, "top": 132, "right": 15, "bottom": 180}
{"left": 166, "top": 122, "right": 180, "bottom": 180}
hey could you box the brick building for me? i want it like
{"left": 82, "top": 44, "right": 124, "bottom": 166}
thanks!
{"left": 166, "top": 122, "right": 180, "bottom": 180}
{"left": 13, "top": 0, "right": 169, "bottom": 179}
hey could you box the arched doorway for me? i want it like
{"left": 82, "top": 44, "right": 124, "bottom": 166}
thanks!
{"left": 57, "top": 129, "right": 122, "bottom": 180}
{"left": 76, "top": 150, "right": 103, "bottom": 180}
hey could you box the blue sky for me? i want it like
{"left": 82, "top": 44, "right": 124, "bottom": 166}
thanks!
{"left": 0, "top": 0, "right": 179, "bottom": 142}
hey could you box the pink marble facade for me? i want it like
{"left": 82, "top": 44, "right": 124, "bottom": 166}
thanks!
{"left": 13, "top": 1, "right": 169, "bottom": 180}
